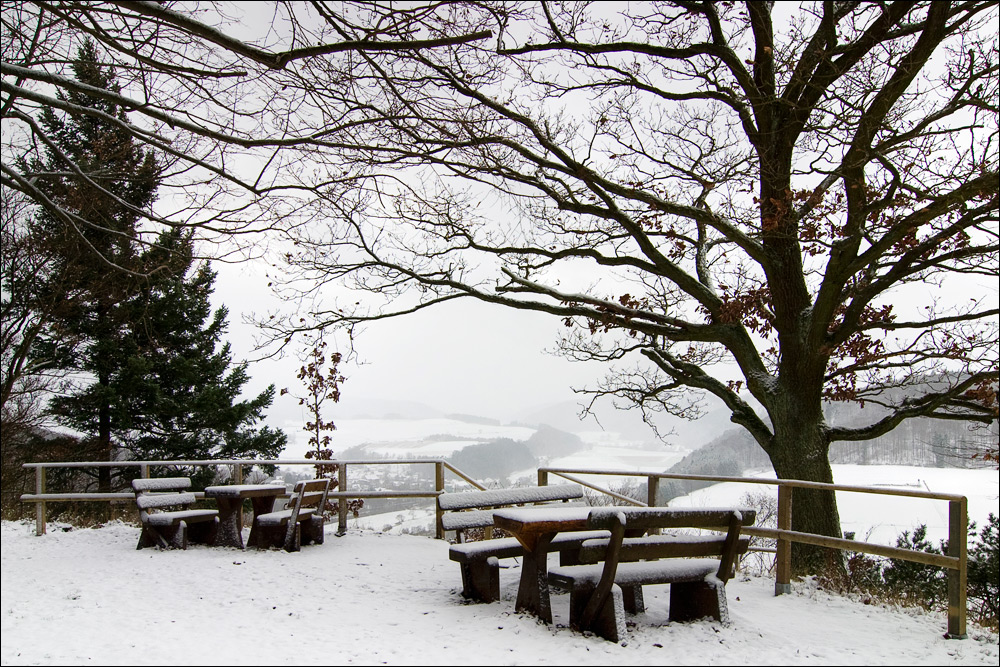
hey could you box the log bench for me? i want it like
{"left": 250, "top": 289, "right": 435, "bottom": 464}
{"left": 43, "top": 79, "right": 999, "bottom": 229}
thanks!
{"left": 132, "top": 477, "right": 219, "bottom": 550}
{"left": 250, "top": 478, "right": 331, "bottom": 552}
{"left": 547, "top": 506, "right": 757, "bottom": 643}
{"left": 438, "top": 484, "right": 609, "bottom": 603}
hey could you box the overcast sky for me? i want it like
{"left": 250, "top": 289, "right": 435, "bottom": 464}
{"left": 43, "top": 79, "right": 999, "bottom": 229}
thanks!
{"left": 212, "top": 259, "right": 606, "bottom": 426}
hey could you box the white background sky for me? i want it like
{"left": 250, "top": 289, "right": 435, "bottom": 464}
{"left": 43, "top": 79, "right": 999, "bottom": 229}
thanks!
{"left": 212, "top": 258, "right": 607, "bottom": 425}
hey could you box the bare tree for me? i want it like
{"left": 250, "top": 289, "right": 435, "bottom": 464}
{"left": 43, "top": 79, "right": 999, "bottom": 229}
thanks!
{"left": 3, "top": 2, "right": 997, "bottom": 570}
{"left": 1, "top": 1, "right": 491, "bottom": 264}
{"left": 0, "top": 185, "right": 72, "bottom": 425}
{"left": 261, "top": 1, "right": 997, "bottom": 569}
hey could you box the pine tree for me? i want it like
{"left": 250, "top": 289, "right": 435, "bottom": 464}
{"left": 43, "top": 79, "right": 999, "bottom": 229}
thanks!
{"left": 51, "top": 230, "right": 287, "bottom": 484}
{"left": 30, "top": 40, "right": 285, "bottom": 489}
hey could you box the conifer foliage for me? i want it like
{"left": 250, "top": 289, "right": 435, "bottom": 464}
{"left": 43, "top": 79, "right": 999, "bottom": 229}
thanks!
{"left": 24, "top": 40, "right": 286, "bottom": 488}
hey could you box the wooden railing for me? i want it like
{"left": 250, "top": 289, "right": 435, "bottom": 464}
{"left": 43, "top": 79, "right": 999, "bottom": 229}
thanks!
{"left": 19, "top": 458, "right": 485, "bottom": 539}
{"left": 20, "top": 459, "right": 971, "bottom": 637}
{"left": 538, "top": 466, "right": 969, "bottom": 639}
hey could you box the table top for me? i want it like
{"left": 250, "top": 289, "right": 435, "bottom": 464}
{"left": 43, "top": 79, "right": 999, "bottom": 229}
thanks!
{"left": 492, "top": 506, "right": 591, "bottom": 548}
{"left": 203, "top": 484, "right": 286, "bottom": 498}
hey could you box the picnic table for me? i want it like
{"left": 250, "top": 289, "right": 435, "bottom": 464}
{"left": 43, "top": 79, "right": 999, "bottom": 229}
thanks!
{"left": 493, "top": 505, "right": 756, "bottom": 639}
{"left": 203, "top": 484, "right": 286, "bottom": 549}
{"left": 492, "top": 506, "right": 593, "bottom": 623}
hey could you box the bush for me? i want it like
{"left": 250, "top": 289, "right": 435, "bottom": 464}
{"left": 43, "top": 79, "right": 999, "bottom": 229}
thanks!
{"left": 968, "top": 513, "right": 999, "bottom": 628}
{"left": 815, "top": 519, "right": 999, "bottom": 631}
{"left": 736, "top": 490, "right": 778, "bottom": 576}
{"left": 881, "top": 524, "right": 948, "bottom": 608}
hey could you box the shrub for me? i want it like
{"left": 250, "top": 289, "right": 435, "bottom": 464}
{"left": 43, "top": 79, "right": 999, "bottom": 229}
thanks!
{"left": 881, "top": 524, "right": 948, "bottom": 608}
{"left": 968, "top": 513, "right": 999, "bottom": 628}
{"left": 736, "top": 490, "right": 778, "bottom": 576}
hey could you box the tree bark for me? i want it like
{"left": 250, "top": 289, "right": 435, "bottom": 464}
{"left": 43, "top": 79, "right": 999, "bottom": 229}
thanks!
{"left": 768, "top": 413, "right": 843, "bottom": 574}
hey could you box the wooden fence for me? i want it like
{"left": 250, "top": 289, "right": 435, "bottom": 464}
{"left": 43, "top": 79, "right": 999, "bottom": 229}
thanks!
{"left": 538, "top": 466, "right": 969, "bottom": 639}
{"left": 18, "top": 458, "right": 485, "bottom": 539}
{"left": 19, "top": 458, "right": 971, "bottom": 638}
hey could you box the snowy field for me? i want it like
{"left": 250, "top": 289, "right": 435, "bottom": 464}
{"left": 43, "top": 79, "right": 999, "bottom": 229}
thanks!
{"left": 2, "top": 520, "right": 998, "bottom": 666}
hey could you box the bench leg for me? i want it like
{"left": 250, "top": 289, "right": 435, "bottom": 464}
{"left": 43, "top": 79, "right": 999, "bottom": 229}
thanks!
{"left": 136, "top": 525, "right": 166, "bottom": 550}
{"left": 187, "top": 517, "right": 218, "bottom": 547}
{"left": 283, "top": 523, "right": 302, "bottom": 552}
{"left": 459, "top": 557, "right": 501, "bottom": 603}
{"left": 621, "top": 584, "right": 644, "bottom": 614}
{"left": 669, "top": 579, "right": 730, "bottom": 625}
{"left": 254, "top": 523, "right": 287, "bottom": 550}
{"left": 569, "top": 585, "right": 628, "bottom": 644}
{"left": 301, "top": 516, "right": 325, "bottom": 546}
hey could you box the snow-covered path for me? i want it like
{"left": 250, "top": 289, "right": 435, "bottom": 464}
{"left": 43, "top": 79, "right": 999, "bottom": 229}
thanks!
{"left": 2, "top": 520, "right": 996, "bottom": 665}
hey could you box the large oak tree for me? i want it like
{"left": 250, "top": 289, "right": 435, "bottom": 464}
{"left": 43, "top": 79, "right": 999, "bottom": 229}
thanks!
{"left": 267, "top": 2, "right": 999, "bottom": 567}
{"left": 3, "top": 2, "right": 997, "bottom": 568}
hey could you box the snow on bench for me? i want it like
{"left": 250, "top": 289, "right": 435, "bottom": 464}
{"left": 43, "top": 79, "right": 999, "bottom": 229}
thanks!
{"left": 437, "top": 484, "right": 606, "bottom": 603}
{"left": 250, "top": 479, "right": 331, "bottom": 552}
{"left": 547, "top": 507, "right": 757, "bottom": 644}
{"left": 131, "top": 477, "right": 219, "bottom": 550}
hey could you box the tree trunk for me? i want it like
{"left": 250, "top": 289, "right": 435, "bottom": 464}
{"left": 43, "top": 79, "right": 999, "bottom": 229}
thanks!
{"left": 97, "top": 367, "right": 112, "bottom": 494}
{"left": 768, "top": 412, "right": 844, "bottom": 575}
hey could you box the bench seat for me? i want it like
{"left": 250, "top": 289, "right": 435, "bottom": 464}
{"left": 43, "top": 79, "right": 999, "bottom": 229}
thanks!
{"left": 550, "top": 558, "right": 722, "bottom": 589}
{"left": 132, "top": 477, "right": 219, "bottom": 550}
{"left": 255, "top": 507, "right": 318, "bottom": 526}
{"left": 449, "top": 530, "right": 611, "bottom": 563}
{"left": 145, "top": 509, "right": 221, "bottom": 527}
{"left": 546, "top": 507, "right": 756, "bottom": 644}
{"left": 437, "top": 484, "right": 597, "bottom": 603}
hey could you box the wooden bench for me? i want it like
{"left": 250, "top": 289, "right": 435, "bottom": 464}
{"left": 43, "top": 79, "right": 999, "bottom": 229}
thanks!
{"left": 438, "top": 484, "right": 608, "bottom": 603}
{"left": 132, "top": 477, "right": 219, "bottom": 550}
{"left": 547, "top": 506, "right": 757, "bottom": 643}
{"left": 251, "top": 478, "right": 331, "bottom": 552}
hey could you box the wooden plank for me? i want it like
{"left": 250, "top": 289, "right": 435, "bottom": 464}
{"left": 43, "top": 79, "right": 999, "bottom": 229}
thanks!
{"left": 437, "top": 485, "right": 583, "bottom": 511}
{"left": 947, "top": 498, "right": 968, "bottom": 639}
{"left": 327, "top": 490, "right": 436, "bottom": 499}
{"left": 752, "top": 526, "right": 960, "bottom": 570}
{"left": 21, "top": 493, "right": 134, "bottom": 501}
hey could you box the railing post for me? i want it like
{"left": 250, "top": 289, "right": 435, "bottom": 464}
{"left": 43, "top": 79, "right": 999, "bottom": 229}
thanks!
{"left": 775, "top": 484, "right": 793, "bottom": 595}
{"left": 435, "top": 461, "right": 445, "bottom": 540}
{"left": 646, "top": 475, "right": 661, "bottom": 534}
{"left": 233, "top": 463, "right": 244, "bottom": 485}
{"left": 946, "top": 497, "right": 968, "bottom": 639}
{"left": 337, "top": 463, "right": 348, "bottom": 536}
{"left": 34, "top": 466, "right": 46, "bottom": 536}
{"left": 537, "top": 469, "right": 548, "bottom": 487}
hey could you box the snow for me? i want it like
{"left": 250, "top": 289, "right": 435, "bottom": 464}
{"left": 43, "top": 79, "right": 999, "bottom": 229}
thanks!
{"left": 2, "top": 520, "right": 997, "bottom": 666}
{"left": 436, "top": 485, "right": 583, "bottom": 510}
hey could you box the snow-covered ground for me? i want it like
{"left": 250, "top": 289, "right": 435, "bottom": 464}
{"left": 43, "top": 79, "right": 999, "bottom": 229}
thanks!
{"left": 2, "top": 519, "right": 997, "bottom": 666}
{"left": 6, "top": 415, "right": 995, "bottom": 665}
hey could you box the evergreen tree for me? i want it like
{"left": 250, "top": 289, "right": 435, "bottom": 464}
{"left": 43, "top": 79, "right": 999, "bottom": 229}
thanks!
{"left": 29, "top": 40, "right": 285, "bottom": 489}
{"left": 50, "top": 229, "right": 287, "bottom": 482}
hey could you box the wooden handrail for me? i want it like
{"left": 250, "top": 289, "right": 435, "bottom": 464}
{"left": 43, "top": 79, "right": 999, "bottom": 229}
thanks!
{"left": 19, "top": 458, "right": 480, "bottom": 539}
{"left": 20, "top": 458, "right": 972, "bottom": 638}
{"left": 539, "top": 466, "right": 970, "bottom": 639}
